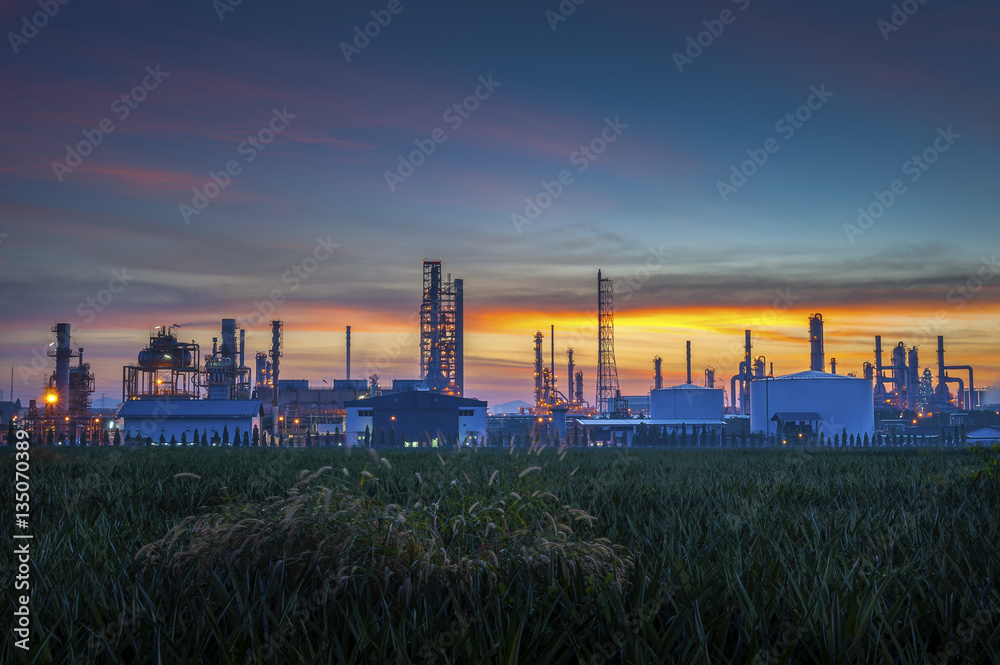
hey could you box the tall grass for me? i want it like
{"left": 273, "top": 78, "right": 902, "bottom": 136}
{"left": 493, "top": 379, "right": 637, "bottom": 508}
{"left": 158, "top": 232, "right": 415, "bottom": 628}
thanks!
{"left": 2, "top": 445, "right": 998, "bottom": 664}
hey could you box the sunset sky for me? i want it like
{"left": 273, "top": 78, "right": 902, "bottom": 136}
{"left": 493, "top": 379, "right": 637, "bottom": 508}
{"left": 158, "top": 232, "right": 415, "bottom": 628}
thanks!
{"left": 1, "top": 0, "right": 999, "bottom": 407}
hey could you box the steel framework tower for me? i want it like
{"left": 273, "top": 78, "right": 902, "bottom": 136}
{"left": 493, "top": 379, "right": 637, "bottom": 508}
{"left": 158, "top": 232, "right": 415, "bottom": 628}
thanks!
{"left": 420, "top": 260, "right": 463, "bottom": 396}
{"left": 270, "top": 320, "right": 282, "bottom": 435}
{"left": 596, "top": 269, "right": 620, "bottom": 415}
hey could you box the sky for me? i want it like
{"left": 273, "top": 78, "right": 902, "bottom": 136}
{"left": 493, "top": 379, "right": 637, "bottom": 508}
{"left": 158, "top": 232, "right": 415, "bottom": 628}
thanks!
{"left": 1, "top": 0, "right": 999, "bottom": 408}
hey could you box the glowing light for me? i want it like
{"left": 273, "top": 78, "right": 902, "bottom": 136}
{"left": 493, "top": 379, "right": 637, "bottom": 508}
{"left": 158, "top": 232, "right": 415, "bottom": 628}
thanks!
{"left": 46, "top": 393, "right": 57, "bottom": 403}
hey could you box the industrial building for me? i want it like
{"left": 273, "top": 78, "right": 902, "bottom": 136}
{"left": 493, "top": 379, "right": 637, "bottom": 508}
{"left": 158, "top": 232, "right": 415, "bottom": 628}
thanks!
{"left": 650, "top": 384, "right": 725, "bottom": 420}
{"left": 115, "top": 319, "right": 262, "bottom": 444}
{"left": 343, "top": 391, "right": 487, "bottom": 446}
{"left": 15, "top": 261, "right": 995, "bottom": 449}
{"left": 749, "top": 371, "right": 874, "bottom": 438}
{"left": 116, "top": 399, "right": 263, "bottom": 443}
{"left": 22, "top": 323, "right": 96, "bottom": 444}
{"left": 574, "top": 340, "right": 725, "bottom": 445}
{"left": 420, "top": 260, "right": 463, "bottom": 396}
{"left": 745, "top": 315, "right": 874, "bottom": 438}
{"left": 529, "top": 325, "right": 597, "bottom": 418}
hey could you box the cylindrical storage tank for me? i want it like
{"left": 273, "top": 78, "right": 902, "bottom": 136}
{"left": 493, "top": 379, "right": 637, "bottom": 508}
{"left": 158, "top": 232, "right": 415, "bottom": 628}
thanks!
{"left": 650, "top": 385, "right": 724, "bottom": 420}
{"left": 749, "top": 370, "right": 873, "bottom": 436}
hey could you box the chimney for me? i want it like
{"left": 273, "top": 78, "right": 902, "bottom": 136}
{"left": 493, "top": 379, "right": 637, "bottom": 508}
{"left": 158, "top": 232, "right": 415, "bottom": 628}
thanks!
{"left": 686, "top": 341, "right": 692, "bottom": 385}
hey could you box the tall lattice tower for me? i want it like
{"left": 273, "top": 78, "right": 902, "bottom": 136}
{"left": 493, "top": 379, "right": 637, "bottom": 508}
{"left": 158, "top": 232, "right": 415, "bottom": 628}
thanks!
{"left": 420, "top": 260, "right": 463, "bottom": 396}
{"left": 596, "top": 269, "right": 620, "bottom": 415}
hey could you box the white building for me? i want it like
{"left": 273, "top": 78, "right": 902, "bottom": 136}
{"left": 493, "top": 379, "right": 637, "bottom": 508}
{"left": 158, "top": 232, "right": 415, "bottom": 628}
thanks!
{"left": 750, "top": 371, "right": 873, "bottom": 438}
{"left": 650, "top": 385, "right": 725, "bottom": 421}
{"left": 116, "top": 399, "right": 263, "bottom": 443}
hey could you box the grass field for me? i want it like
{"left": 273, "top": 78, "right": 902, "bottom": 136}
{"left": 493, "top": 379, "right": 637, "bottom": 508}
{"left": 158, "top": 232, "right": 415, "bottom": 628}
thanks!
{"left": 2, "top": 444, "right": 999, "bottom": 664}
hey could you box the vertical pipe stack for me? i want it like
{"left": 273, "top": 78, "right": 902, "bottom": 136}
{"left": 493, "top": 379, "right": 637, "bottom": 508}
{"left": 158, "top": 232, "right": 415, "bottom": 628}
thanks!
{"left": 550, "top": 324, "right": 556, "bottom": 398}
{"left": 567, "top": 349, "right": 575, "bottom": 402}
{"left": 55, "top": 323, "right": 71, "bottom": 415}
{"left": 907, "top": 347, "right": 919, "bottom": 411}
{"left": 221, "top": 319, "right": 237, "bottom": 360}
{"left": 686, "top": 341, "right": 692, "bottom": 385}
{"left": 454, "top": 278, "right": 463, "bottom": 397}
{"left": 346, "top": 326, "right": 351, "bottom": 380}
{"left": 653, "top": 356, "right": 663, "bottom": 390}
{"left": 809, "top": 314, "right": 824, "bottom": 372}
{"left": 743, "top": 330, "right": 751, "bottom": 415}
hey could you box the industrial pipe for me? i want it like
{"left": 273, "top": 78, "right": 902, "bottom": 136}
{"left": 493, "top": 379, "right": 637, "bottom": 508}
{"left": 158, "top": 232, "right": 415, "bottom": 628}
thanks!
{"left": 686, "top": 341, "right": 692, "bottom": 385}
{"left": 943, "top": 366, "right": 974, "bottom": 410}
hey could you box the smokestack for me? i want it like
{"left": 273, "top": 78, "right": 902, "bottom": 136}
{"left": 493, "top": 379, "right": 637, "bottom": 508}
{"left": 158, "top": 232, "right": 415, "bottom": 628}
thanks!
{"left": 892, "top": 342, "right": 907, "bottom": 407}
{"left": 653, "top": 356, "right": 663, "bottom": 390}
{"left": 567, "top": 348, "right": 575, "bottom": 402}
{"left": 809, "top": 313, "right": 824, "bottom": 372}
{"left": 270, "top": 320, "right": 282, "bottom": 434}
{"left": 346, "top": 326, "right": 351, "bottom": 380}
{"left": 550, "top": 324, "right": 556, "bottom": 396}
{"left": 533, "top": 332, "right": 544, "bottom": 406}
{"left": 221, "top": 318, "right": 237, "bottom": 360}
{"left": 743, "top": 330, "right": 751, "bottom": 415}
{"left": 937, "top": 335, "right": 945, "bottom": 383}
{"left": 55, "top": 323, "right": 71, "bottom": 415}
{"left": 830, "top": 358, "right": 837, "bottom": 374}
{"left": 875, "top": 336, "right": 884, "bottom": 379}
{"left": 686, "top": 341, "right": 692, "bottom": 384}
{"left": 455, "top": 278, "right": 463, "bottom": 397}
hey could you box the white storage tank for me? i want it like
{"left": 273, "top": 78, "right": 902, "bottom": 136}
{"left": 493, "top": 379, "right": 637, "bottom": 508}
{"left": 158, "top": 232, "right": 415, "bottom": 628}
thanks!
{"left": 749, "top": 370, "right": 873, "bottom": 437}
{"left": 650, "top": 385, "right": 725, "bottom": 420}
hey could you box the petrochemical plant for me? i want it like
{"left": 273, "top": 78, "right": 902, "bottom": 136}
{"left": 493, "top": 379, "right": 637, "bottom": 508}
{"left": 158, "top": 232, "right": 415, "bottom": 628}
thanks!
{"left": 4, "top": 260, "right": 998, "bottom": 447}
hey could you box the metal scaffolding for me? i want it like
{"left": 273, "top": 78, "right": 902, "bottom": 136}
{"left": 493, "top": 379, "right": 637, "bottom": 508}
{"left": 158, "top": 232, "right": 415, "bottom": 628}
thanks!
{"left": 419, "top": 260, "right": 463, "bottom": 396}
{"left": 596, "top": 269, "right": 620, "bottom": 415}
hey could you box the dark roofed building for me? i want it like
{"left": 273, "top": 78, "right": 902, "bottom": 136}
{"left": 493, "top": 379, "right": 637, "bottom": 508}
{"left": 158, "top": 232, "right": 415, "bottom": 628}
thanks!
{"left": 344, "top": 391, "right": 487, "bottom": 446}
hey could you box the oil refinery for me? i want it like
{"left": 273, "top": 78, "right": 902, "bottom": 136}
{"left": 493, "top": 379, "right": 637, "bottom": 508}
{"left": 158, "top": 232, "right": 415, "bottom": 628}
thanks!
{"left": 4, "top": 261, "right": 999, "bottom": 447}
